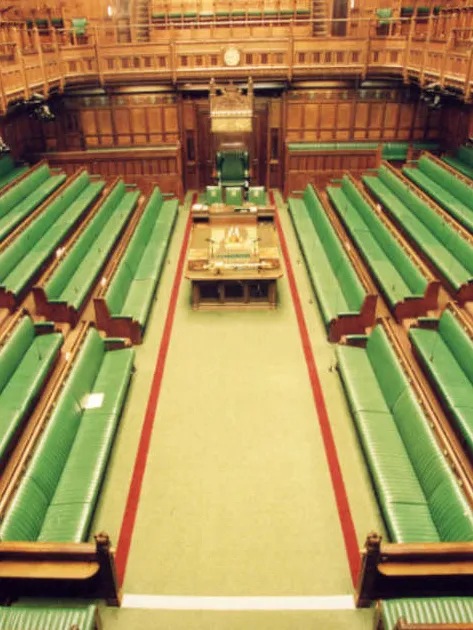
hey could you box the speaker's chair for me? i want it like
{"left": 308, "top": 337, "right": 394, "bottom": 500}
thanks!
{"left": 216, "top": 150, "right": 249, "bottom": 188}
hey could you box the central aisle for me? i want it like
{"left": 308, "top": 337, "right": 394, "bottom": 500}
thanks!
{"left": 119, "top": 219, "right": 354, "bottom": 597}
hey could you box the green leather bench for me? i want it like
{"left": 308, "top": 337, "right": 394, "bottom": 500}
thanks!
{"left": 0, "top": 156, "right": 28, "bottom": 192}
{"left": 409, "top": 308, "right": 473, "bottom": 458}
{"left": 327, "top": 175, "right": 429, "bottom": 311}
{"left": 0, "top": 605, "right": 99, "bottom": 629}
{"left": 43, "top": 180, "right": 139, "bottom": 316}
{"left": 288, "top": 185, "right": 370, "bottom": 337}
{"left": 443, "top": 146, "right": 473, "bottom": 181}
{"left": 336, "top": 324, "right": 473, "bottom": 543}
{"left": 288, "top": 142, "right": 379, "bottom": 152}
{"left": 404, "top": 155, "right": 473, "bottom": 233}
{"left": 0, "top": 172, "right": 105, "bottom": 304}
{"left": 104, "top": 188, "right": 178, "bottom": 335}
{"left": 0, "top": 316, "right": 62, "bottom": 463}
{"left": 378, "top": 597, "right": 473, "bottom": 629}
{"left": 0, "top": 327, "right": 135, "bottom": 543}
{"left": 0, "top": 163, "right": 66, "bottom": 242}
{"left": 363, "top": 165, "right": 473, "bottom": 294}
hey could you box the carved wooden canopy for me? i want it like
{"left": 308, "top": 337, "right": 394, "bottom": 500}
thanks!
{"left": 209, "top": 78, "right": 254, "bottom": 133}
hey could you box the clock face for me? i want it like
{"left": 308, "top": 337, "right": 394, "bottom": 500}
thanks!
{"left": 224, "top": 47, "right": 240, "bottom": 66}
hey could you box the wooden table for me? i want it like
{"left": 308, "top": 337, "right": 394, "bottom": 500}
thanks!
{"left": 185, "top": 216, "right": 283, "bottom": 309}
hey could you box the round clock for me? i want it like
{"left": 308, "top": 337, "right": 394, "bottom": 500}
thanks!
{"left": 224, "top": 47, "right": 241, "bottom": 67}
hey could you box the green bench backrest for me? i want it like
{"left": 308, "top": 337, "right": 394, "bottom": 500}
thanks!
{"left": 0, "top": 173, "right": 91, "bottom": 285}
{"left": 0, "top": 328, "right": 105, "bottom": 541}
{"left": 342, "top": 176, "right": 427, "bottom": 294}
{"left": 378, "top": 165, "right": 473, "bottom": 273}
{"left": 367, "top": 326, "right": 473, "bottom": 542}
{"left": 303, "top": 184, "right": 365, "bottom": 310}
{"left": 381, "top": 598, "right": 473, "bottom": 628}
{"left": 438, "top": 310, "right": 473, "bottom": 384}
{"left": 0, "top": 163, "right": 50, "bottom": 219}
{"left": 288, "top": 142, "right": 378, "bottom": 152}
{"left": 0, "top": 317, "right": 35, "bottom": 394}
{"left": 106, "top": 187, "right": 163, "bottom": 314}
{"left": 458, "top": 146, "right": 473, "bottom": 168}
{"left": 45, "top": 181, "right": 126, "bottom": 300}
{"left": 418, "top": 156, "right": 473, "bottom": 208}
{"left": 0, "top": 156, "right": 14, "bottom": 177}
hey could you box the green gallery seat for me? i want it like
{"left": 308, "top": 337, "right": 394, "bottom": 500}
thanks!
{"left": 443, "top": 145, "right": 473, "bottom": 181}
{"left": 379, "top": 597, "right": 473, "bottom": 629}
{"left": 206, "top": 185, "right": 223, "bottom": 205}
{"left": 403, "top": 154, "right": 473, "bottom": 234}
{"left": 336, "top": 324, "right": 473, "bottom": 543}
{"left": 226, "top": 187, "right": 243, "bottom": 206}
{"left": 0, "top": 162, "right": 66, "bottom": 242}
{"left": 103, "top": 188, "right": 178, "bottom": 336}
{"left": 409, "top": 308, "right": 473, "bottom": 458}
{"left": 71, "top": 17, "right": 87, "bottom": 36}
{"left": 288, "top": 185, "right": 373, "bottom": 337}
{"left": 0, "top": 156, "right": 28, "bottom": 192}
{"left": 248, "top": 186, "right": 266, "bottom": 206}
{"left": 0, "top": 172, "right": 105, "bottom": 304}
{"left": 216, "top": 150, "right": 249, "bottom": 188}
{"left": 363, "top": 164, "right": 473, "bottom": 294}
{"left": 327, "top": 175, "right": 431, "bottom": 312}
{"left": 0, "top": 316, "right": 62, "bottom": 462}
{"left": 0, "top": 605, "right": 99, "bottom": 629}
{"left": 41, "top": 180, "right": 139, "bottom": 317}
{"left": 0, "top": 327, "right": 135, "bottom": 543}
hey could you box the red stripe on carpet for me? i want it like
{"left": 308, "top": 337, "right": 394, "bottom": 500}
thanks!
{"left": 273, "top": 198, "right": 360, "bottom": 587}
{"left": 115, "top": 197, "right": 194, "bottom": 586}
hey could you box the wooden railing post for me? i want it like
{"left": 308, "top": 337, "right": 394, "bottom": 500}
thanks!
{"left": 403, "top": 10, "right": 416, "bottom": 83}
{"left": 0, "top": 64, "right": 7, "bottom": 114}
{"left": 33, "top": 26, "right": 48, "bottom": 97}
{"left": 363, "top": 21, "right": 371, "bottom": 79}
{"left": 95, "top": 25, "right": 104, "bottom": 86}
{"left": 464, "top": 41, "right": 473, "bottom": 101}
{"left": 13, "top": 29, "right": 30, "bottom": 101}
{"left": 420, "top": 9, "right": 434, "bottom": 86}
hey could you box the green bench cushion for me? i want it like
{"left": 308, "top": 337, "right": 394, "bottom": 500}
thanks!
{"left": 0, "top": 328, "right": 135, "bottom": 543}
{"left": 381, "top": 598, "right": 473, "bottom": 628}
{"left": 0, "top": 605, "right": 97, "bottom": 629}
{"left": 0, "top": 176, "right": 104, "bottom": 298}
{"left": 443, "top": 156, "right": 473, "bottom": 181}
{"left": 0, "top": 320, "right": 62, "bottom": 460}
{"left": 288, "top": 142, "right": 378, "bottom": 152}
{"left": 45, "top": 182, "right": 138, "bottom": 311}
{"left": 0, "top": 166, "right": 29, "bottom": 193}
{"left": 0, "top": 173, "right": 66, "bottom": 242}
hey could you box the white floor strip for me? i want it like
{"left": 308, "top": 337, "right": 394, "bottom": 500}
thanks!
{"left": 122, "top": 594, "right": 355, "bottom": 611}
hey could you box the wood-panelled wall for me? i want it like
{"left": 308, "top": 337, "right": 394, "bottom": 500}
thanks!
{"left": 284, "top": 87, "right": 443, "bottom": 142}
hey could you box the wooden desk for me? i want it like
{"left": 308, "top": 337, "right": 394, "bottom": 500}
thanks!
{"left": 185, "top": 217, "right": 283, "bottom": 309}
{"left": 191, "top": 202, "right": 276, "bottom": 221}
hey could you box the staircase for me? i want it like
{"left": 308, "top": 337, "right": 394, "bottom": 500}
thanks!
{"left": 131, "top": 0, "right": 150, "bottom": 42}
{"left": 312, "top": 0, "right": 329, "bottom": 36}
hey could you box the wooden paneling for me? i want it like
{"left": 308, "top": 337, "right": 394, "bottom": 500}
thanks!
{"left": 37, "top": 146, "right": 183, "bottom": 198}
{"left": 285, "top": 87, "right": 442, "bottom": 142}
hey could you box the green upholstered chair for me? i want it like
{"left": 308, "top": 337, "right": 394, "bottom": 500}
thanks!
{"left": 206, "top": 185, "right": 223, "bottom": 205}
{"left": 248, "top": 186, "right": 266, "bottom": 206}
{"left": 226, "top": 187, "right": 243, "bottom": 206}
{"left": 376, "top": 8, "right": 392, "bottom": 25}
{"left": 216, "top": 150, "right": 249, "bottom": 188}
{"left": 71, "top": 17, "right": 87, "bottom": 37}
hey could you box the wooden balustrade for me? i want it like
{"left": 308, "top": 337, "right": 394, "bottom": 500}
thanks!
{"left": 2, "top": 17, "right": 473, "bottom": 112}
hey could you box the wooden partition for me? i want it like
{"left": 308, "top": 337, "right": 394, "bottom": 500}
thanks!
{"left": 36, "top": 145, "right": 183, "bottom": 197}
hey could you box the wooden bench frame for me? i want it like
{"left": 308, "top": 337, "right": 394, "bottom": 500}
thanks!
{"left": 357, "top": 533, "right": 473, "bottom": 608}
{"left": 342, "top": 172, "right": 440, "bottom": 319}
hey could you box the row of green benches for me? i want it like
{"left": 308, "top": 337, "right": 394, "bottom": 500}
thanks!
{"left": 363, "top": 163, "right": 473, "bottom": 298}
{"left": 0, "top": 326, "right": 134, "bottom": 543}
{"left": 35, "top": 179, "right": 140, "bottom": 323}
{"left": 287, "top": 141, "right": 440, "bottom": 160}
{"left": 443, "top": 144, "right": 473, "bottom": 180}
{"left": 0, "top": 162, "right": 66, "bottom": 242}
{"left": 152, "top": 8, "right": 310, "bottom": 19}
{"left": 0, "top": 170, "right": 104, "bottom": 307}
{"left": 0, "top": 316, "right": 62, "bottom": 465}
{"left": 326, "top": 174, "right": 437, "bottom": 317}
{"left": 404, "top": 154, "right": 473, "bottom": 234}
{"left": 96, "top": 187, "right": 178, "bottom": 342}
{"left": 288, "top": 185, "right": 376, "bottom": 340}
{"left": 410, "top": 307, "right": 473, "bottom": 461}
{"left": 336, "top": 323, "right": 473, "bottom": 543}
{"left": 0, "top": 156, "right": 28, "bottom": 193}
